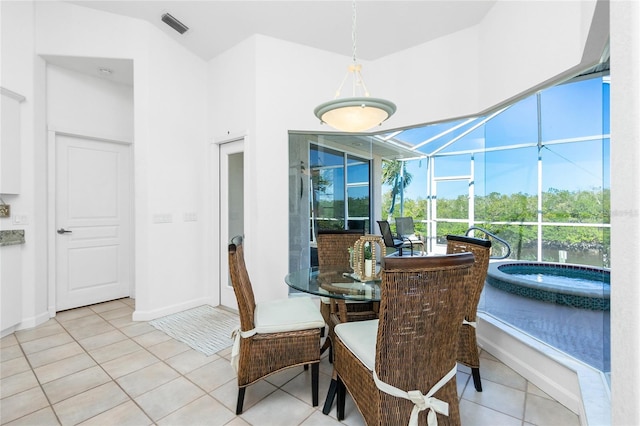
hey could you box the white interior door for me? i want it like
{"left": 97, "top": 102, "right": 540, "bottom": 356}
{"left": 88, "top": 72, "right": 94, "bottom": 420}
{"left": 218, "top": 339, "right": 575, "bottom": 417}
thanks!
{"left": 55, "top": 134, "right": 132, "bottom": 311}
{"left": 220, "top": 139, "right": 244, "bottom": 310}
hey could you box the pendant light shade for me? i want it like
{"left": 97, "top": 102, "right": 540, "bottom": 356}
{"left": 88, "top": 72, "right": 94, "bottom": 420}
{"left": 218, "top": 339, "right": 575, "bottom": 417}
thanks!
{"left": 314, "top": 1, "right": 396, "bottom": 132}
{"left": 314, "top": 97, "right": 396, "bottom": 133}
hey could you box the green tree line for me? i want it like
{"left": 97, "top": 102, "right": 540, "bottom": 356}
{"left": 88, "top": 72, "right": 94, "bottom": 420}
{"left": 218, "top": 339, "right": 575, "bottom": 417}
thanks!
{"left": 314, "top": 185, "right": 609, "bottom": 265}
{"left": 380, "top": 188, "right": 610, "bottom": 264}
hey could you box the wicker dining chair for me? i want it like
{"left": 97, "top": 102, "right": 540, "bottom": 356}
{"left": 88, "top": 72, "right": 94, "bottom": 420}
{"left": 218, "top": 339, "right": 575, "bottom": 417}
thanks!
{"left": 316, "top": 230, "right": 365, "bottom": 323}
{"left": 446, "top": 234, "right": 492, "bottom": 392}
{"left": 316, "top": 230, "right": 377, "bottom": 361}
{"left": 228, "top": 236, "right": 325, "bottom": 414}
{"left": 332, "top": 253, "right": 475, "bottom": 425}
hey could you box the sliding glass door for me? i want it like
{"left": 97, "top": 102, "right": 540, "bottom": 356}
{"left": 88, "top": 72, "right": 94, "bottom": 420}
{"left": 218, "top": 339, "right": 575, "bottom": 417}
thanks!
{"left": 310, "top": 144, "right": 370, "bottom": 234}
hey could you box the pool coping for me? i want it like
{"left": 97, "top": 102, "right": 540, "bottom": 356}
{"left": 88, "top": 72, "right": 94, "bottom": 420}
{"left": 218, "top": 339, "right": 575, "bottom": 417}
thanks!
{"left": 487, "top": 261, "right": 610, "bottom": 310}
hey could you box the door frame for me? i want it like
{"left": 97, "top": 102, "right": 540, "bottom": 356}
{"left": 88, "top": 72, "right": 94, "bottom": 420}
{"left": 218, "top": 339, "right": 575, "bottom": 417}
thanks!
{"left": 216, "top": 137, "right": 245, "bottom": 310}
{"left": 47, "top": 128, "right": 134, "bottom": 316}
{"left": 208, "top": 134, "right": 247, "bottom": 310}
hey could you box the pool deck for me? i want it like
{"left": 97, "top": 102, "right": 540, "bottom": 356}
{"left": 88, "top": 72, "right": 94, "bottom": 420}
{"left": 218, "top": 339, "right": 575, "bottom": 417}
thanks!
{"left": 480, "top": 280, "right": 610, "bottom": 372}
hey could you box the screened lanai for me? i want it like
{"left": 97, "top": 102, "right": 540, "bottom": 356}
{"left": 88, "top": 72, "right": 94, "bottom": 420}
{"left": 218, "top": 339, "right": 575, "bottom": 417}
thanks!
{"left": 288, "top": 70, "right": 610, "bottom": 374}
{"left": 379, "top": 72, "right": 610, "bottom": 268}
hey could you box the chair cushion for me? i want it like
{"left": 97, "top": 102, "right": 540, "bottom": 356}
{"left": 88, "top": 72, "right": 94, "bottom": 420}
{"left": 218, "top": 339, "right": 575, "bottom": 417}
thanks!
{"left": 254, "top": 297, "right": 326, "bottom": 333}
{"left": 334, "top": 319, "right": 378, "bottom": 370}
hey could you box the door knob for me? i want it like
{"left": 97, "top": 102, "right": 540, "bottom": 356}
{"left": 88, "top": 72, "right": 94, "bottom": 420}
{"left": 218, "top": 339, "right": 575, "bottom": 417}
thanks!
{"left": 57, "top": 228, "right": 72, "bottom": 234}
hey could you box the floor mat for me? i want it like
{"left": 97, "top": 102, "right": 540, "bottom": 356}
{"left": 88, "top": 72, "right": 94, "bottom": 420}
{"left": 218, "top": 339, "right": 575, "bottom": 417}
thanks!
{"left": 149, "top": 305, "right": 239, "bottom": 356}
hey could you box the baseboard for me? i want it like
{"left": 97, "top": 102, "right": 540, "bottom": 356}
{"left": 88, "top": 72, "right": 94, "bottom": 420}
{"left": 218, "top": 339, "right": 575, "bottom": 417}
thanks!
{"left": 3, "top": 310, "right": 53, "bottom": 337}
{"left": 1, "top": 325, "right": 18, "bottom": 338}
{"left": 132, "top": 297, "right": 216, "bottom": 321}
{"left": 477, "top": 313, "right": 610, "bottom": 426}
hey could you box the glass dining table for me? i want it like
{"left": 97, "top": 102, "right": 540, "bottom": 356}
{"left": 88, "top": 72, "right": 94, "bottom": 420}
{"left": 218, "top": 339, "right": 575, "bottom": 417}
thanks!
{"left": 285, "top": 265, "right": 382, "bottom": 415}
{"left": 285, "top": 265, "right": 382, "bottom": 302}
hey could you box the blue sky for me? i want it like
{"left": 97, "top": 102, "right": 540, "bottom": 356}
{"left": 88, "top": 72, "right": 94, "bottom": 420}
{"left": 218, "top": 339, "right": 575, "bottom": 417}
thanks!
{"left": 386, "top": 75, "right": 610, "bottom": 201}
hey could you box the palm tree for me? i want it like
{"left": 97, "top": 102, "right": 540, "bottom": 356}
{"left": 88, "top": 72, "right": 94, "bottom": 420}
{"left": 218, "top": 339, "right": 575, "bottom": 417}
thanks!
{"left": 382, "top": 160, "right": 413, "bottom": 219}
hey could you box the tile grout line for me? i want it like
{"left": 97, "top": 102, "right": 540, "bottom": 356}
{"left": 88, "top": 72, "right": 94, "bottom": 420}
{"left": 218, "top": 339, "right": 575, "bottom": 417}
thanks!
{"left": 12, "top": 329, "right": 64, "bottom": 426}
{"left": 56, "top": 306, "right": 151, "bottom": 425}
{"left": 28, "top": 302, "right": 154, "bottom": 425}
{"left": 92, "top": 304, "right": 242, "bottom": 425}
{"left": 85, "top": 305, "right": 162, "bottom": 425}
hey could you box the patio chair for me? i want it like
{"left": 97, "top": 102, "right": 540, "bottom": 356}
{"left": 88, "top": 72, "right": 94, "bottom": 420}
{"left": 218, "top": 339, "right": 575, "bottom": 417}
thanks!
{"left": 446, "top": 234, "right": 492, "bottom": 392}
{"left": 316, "top": 230, "right": 377, "bottom": 361}
{"left": 395, "top": 216, "right": 425, "bottom": 255}
{"left": 332, "top": 252, "right": 475, "bottom": 425}
{"left": 228, "top": 236, "right": 325, "bottom": 414}
{"left": 377, "top": 220, "right": 406, "bottom": 256}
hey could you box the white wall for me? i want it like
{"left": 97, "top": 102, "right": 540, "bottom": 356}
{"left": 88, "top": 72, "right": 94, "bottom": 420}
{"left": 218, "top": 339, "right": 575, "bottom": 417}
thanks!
{"left": 0, "top": 0, "right": 47, "bottom": 333}
{"left": 136, "top": 22, "right": 208, "bottom": 318}
{"left": 46, "top": 64, "right": 134, "bottom": 142}
{"left": 373, "top": 26, "right": 481, "bottom": 128}
{"left": 477, "top": 1, "right": 596, "bottom": 111}
{"left": 611, "top": 1, "right": 640, "bottom": 423}
{"left": 207, "top": 37, "right": 257, "bottom": 138}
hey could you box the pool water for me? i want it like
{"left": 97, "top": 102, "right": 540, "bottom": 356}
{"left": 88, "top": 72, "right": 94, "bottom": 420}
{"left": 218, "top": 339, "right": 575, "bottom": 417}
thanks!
{"left": 507, "top": 273, "right": 608, "bottom": 292}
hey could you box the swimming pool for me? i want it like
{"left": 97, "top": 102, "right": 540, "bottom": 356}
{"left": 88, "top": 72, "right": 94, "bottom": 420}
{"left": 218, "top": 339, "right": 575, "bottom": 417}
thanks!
{"left": 486, "top": 261, "right": 610, "bottom": 310}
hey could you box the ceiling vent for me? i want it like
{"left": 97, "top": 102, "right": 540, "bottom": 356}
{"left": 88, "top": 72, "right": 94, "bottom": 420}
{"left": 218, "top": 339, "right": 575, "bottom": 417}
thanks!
{"left": 161, "top": 13, "right": 189, "bottom": 35}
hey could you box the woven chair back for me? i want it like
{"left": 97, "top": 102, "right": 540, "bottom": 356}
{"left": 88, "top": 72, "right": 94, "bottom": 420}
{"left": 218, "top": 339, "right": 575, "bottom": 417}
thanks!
{"left": 228, "top": 236, "right": 257, "bottom": 332}
{"left": 374, "top": 253, "right": 474, "bottom": 424}
{"left": 445, "top": 235, "right": 491, "bottom": 311}
{"left": 316, "top": 230, "right": 364, "bottom": 268}
{"left": 445, "top": 235, "right": 492, "bottom": 368}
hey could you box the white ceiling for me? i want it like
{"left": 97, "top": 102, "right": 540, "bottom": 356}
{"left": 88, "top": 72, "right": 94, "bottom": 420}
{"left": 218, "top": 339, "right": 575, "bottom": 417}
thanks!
{"left": 65, "top": 1, "right": 496, "bottom": 61}
{"left": 45, "top": 2, "right": 495, "bottom": 92}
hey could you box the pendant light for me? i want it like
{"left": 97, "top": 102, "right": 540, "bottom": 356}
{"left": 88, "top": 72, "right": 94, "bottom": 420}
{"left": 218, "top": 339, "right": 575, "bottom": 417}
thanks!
{"left": 314, "top": 1, "right": 396, "bottom": 132}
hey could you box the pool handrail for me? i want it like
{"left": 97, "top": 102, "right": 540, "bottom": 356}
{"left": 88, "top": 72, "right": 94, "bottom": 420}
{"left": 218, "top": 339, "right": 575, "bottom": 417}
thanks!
{"left": 465, "top": 226, "right": 512, "bottom": 260}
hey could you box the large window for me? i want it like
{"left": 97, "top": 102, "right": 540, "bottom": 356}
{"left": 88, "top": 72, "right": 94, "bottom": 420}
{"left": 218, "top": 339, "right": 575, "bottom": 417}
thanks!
{"left": 310, "top": 144, "right": 370, "bottom": 233}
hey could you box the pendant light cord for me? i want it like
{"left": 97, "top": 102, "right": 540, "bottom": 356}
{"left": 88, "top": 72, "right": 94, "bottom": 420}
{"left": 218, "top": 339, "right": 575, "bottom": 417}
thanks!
{"left": 352, "top": 0, "right": 357, "bottom": 64}
{"left": 333, "top": 0, "right": 372, "bottom": 99}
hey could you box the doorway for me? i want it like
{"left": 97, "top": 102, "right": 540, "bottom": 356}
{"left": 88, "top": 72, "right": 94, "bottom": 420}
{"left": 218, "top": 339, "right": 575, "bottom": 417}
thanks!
{"left": 50, "top": 132, "right": 133, "bottom": 311}
{"left": 219, "top": 139, "right": 244, "bottom": 310}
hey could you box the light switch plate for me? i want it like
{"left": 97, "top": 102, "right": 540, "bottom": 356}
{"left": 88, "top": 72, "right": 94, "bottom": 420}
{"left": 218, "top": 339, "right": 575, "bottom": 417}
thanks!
{"left": 12, "top": 214, "right": 27, "bottom": 225}
{"left": 152, "top": 213, "right": 173, "bottom": 224}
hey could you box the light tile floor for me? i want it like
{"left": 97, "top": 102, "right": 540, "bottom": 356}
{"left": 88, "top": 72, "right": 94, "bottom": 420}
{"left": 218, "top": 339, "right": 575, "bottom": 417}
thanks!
{"left": 1, "top": 298, "right": 580, "bottom": 426}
